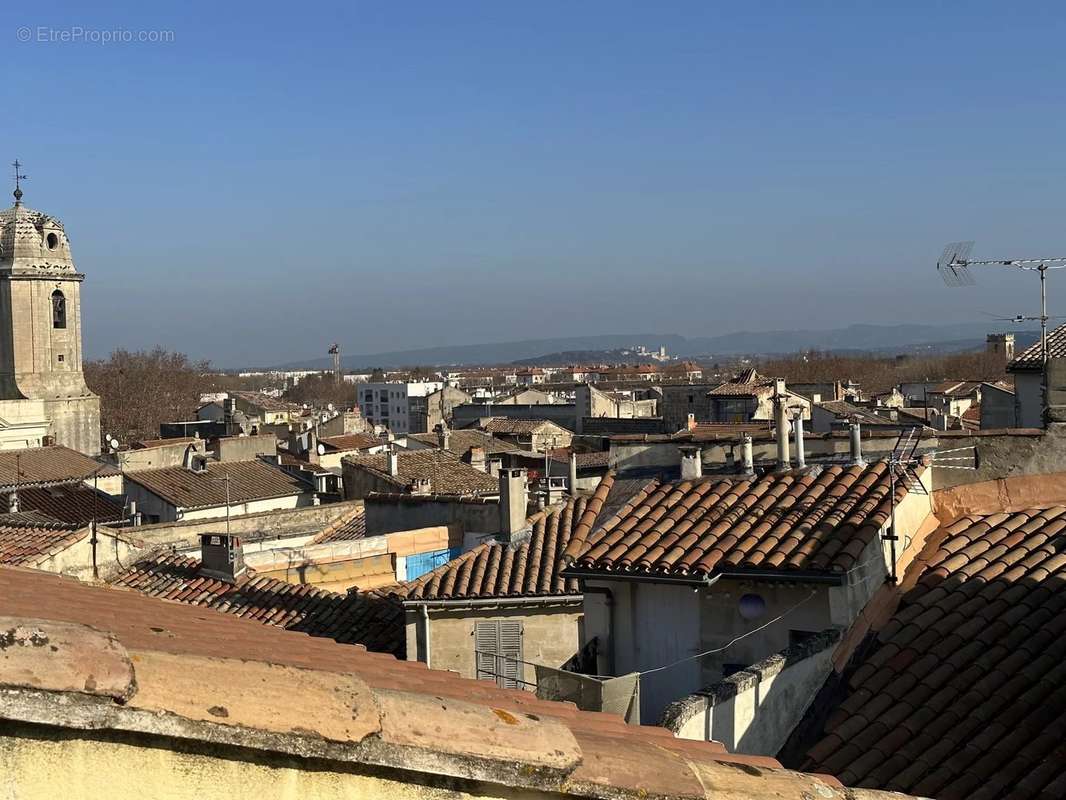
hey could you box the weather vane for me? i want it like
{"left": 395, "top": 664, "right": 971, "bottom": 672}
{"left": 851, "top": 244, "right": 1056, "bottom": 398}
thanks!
{"left": 11, "top": 160, "right": 26, "bottom": 205}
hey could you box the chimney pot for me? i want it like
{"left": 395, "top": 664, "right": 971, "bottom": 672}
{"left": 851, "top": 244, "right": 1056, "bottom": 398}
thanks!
{"left": 498, "top": 468, "right": 528, "bottom": 539}
{"left": 741, "top": 434, "right": 755, "bottom": 476}
{"left": 568, "top": 451, "right": 578, "bottom": 496}
{"left": 680, "top": 446, "right": 703, "bottom": 479}
{"left": 793, "top": 414, "right": 806, "bottom": 469}
{"left": 775, "top": 398, "right": 791, "bottom": 471}
{"left": 469, "top": 446, "right": 487, "bottom": 473}
{"left": 199, "top": 533, "right": 246, "bottom": 583}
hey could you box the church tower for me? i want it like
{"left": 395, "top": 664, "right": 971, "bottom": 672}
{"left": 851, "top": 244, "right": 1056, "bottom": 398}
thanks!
{"left": 0, "top": 166, "right": 100, "bottom": 454}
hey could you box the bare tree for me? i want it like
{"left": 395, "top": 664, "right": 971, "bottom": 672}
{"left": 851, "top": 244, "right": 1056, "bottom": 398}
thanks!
{"left": 85, "top": 347, "right": 213, "bottom": 444}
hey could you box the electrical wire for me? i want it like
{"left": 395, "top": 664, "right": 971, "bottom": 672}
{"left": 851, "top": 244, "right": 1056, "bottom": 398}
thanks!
{"left": 639, "top": 589, "right": 818, "bottom": 678}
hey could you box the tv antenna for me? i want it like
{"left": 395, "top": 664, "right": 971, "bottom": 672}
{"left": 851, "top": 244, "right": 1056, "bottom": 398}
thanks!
{"left": 938, "top": 241, "right": 1066, "bottom": 366}
{"left": 882, "top": 426, "right": 977, "bottom": 583}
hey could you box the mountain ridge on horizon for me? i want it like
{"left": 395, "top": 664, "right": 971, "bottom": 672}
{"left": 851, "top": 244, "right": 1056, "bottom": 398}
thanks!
{"left": 265, "top": 321, "right": 1034, "bottom": 372}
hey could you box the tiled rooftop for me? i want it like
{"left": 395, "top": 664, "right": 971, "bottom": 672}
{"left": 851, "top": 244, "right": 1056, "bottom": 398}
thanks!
{"left": 0, "top": 514, "right": 85, "bottom": 566}
{"left": 310, "top": 505, "right": 367, "bottom": 544}
{"left": 563, "top": 463, "right": 909, "bottom": 579}
{"left": 0, "top": 446, "right": 118, "bottom": 490}
{"left": 397, "top": 479, "right": 615, "bottom": 601}
{"left": 801, "top": 506, "right": 1066, "bottom": 800}
{"left": 1010, "top": 322, "right": 1066, "bottom": 369}
{"left": 15, "top": 481, "right": 125, "bottom": 526}
{"left": 480, "top": 417, "right": 565, "bottom": 436}
{"left": 320, "top": 433, "right": 383, "bottom": 452}
{"left": 111, "top": 553, "right": 404, "bottom": 656}
{"left": 408, "top": 429, "right": 518, "bottom": 456}
{"left": 124, "top": 459, "right": 309, "bottom": 509}
{"left": 0, "top": 564, "right": 872, "bottom": 800}
{"left": 343, "top": 450, "right": 499, "bottom": 495}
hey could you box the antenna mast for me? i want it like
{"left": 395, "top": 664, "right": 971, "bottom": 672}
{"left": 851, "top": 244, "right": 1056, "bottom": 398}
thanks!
{"left": 938, "top": 241, "right": 1066, "bottom": 366}
{"left": 328, "top": 343, "right": 341, "bottom": 385}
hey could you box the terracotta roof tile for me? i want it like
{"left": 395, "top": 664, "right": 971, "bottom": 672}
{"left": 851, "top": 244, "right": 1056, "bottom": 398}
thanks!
{"left": 0, "top": 514, "right": 85, "bottom": 565}
{"left": 0, "top": 446, "right": 118, "bottom": 490}
{"left": 397, "top": 477, "right": 615, "bottom": 601}
{"left": 1010, "top": 322, "right": 1066, "bottom": 369}
{"left": 0, "top": 564, "right": 868, "bottom": 800}
{"left": 320, "top": 433, "right": 383, "bottom": 451}
{"left": 124, "top": 459, "right": 309, "bottom": 509}
{"left": 15, "top": 481, "right": 125, "bottom": 526}
{"left": 563, "top": 462, "right": 908, "bottom": 579}
{"left": 310, "top": 506, "right": 367, "bottom": 544}
{"left": 801, "top": 505, "right": 1066, "bottom": 798}
{"left": 343, "top": 450, "right": 498, "bottom": 496}
{"left": 111, "top": 553, "right": 404, "bottom": 656}
{"left": 479, "top": 417, "right": 567, "bottom": 436}
{"left": 408, "top": 429, "right": 518, "bottom": 456}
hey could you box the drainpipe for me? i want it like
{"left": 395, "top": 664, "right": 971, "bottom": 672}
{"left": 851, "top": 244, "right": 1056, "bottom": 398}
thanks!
{"left": 793, "top": 414, "right": 806, "bottom": 469}
{"left": 581, "top": 584, "right": 614, "bottom": 675}
{"left": 420, "top": 604, "right": 432, "bottom": 669}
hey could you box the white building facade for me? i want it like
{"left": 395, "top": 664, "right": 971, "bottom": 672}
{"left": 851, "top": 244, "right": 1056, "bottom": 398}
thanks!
{"left": 357, "top": 382, "right": 443, "bottom": 434}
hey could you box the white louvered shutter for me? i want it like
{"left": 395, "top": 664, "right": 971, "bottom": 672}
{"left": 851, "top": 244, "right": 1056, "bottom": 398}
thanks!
{"left": 475, "top": 620, "right": 499, "bottom": 682}
{"left": 499, "top": 621, "right": 523, "bottom": 689}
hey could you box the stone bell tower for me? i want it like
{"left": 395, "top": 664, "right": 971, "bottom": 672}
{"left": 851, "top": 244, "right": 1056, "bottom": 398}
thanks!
{"left": 0, "top": 164, "right": 100, "bottom": 454}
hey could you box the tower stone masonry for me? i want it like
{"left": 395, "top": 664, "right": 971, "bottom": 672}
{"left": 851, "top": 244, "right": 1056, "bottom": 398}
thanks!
{"left": 0, "top": 187, "right": 100, "bottom": 454}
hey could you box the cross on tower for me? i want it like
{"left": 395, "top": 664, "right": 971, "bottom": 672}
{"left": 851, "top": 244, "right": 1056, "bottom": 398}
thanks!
{"left": 11, "top": 160, "right": 27, "bottom": 205}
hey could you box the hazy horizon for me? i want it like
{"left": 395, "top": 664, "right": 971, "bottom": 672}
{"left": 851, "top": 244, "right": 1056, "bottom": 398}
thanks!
{"left": 6, "top": 2, "right": 1066, "bottom": 366}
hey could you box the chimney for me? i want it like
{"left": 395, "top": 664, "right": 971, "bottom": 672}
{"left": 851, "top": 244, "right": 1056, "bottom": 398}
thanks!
{"left": 469, "top": 446, "right": 487, "bottom": 473}
{"left": 740, "top": 434, "right": 755, "bottom": 477}
{"left": 793, "top": 414, "right": 806, "bottom": 469}
{"left": 775, "top": 396, "right": 791, "bottom": 471}
{"left": 686, "top": 413, "right": 697, "bottom": 432}
{"left": 680, "top": 446, "right": 703, "bottom": 479}
{"left": 409, "top": 477, "right": 432, "bottom": 495}
{"left": 487, "top": 458, "right": 502, "bottom": 478}
{"left": 199, "top": 533, "right": 246, "bottom": 583}
{"left": 7, "top": 490, "right": 18, "bottom": 514}
{"left": 568, "top": 451, "right": 578, "bottom": 496}
{"left": 849, "top": 423, "right": 865, "bottom": 466}
{"left": 437, "top": 424, "right": 451, "bottom": 451}
{"left": 547, "top": 475, "right": 567, "bottom": 506}
{"left": 498, "top": 468, "right": 528, "bottom": 537}
{"left": 387, "top": 448, "right": 400, "bottom": 477}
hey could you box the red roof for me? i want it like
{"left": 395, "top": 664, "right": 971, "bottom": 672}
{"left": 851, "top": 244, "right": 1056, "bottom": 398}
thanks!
{"left": 563, "top": 463, "right": 911, "bottom": 579}
{"left": 802, "top": 507, "right": 1066, "bottom": 798}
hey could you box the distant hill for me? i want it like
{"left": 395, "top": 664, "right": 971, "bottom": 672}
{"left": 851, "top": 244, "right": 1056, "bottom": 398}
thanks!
{"left": 275, "top": 323, "right": 1038, "bottom": 370}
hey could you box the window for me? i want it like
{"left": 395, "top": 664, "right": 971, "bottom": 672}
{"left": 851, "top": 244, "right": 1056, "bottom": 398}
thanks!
{"left": 46, "top": 232, "right": 59, "bottom": 250}
{"left": 51, "top": 290, "right": 66, "bottom": 329}
{"left": 475, "top": 620, "right": 523, "bottom": 688}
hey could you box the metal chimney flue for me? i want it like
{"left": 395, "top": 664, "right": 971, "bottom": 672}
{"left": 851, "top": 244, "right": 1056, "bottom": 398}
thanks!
{"left": 850, "top": 423, "right": 865, "bottom": 466}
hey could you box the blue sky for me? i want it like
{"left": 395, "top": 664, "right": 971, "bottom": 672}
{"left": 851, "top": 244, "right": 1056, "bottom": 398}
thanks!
{"left": 4, "top": 1, "right": 1066, "bottom": 366}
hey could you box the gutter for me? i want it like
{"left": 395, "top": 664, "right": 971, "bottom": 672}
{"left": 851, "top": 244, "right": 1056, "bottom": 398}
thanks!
{"left": 561, "top": 566, "right": 845, "bottom": 587}
{"left": 402, "top": 594, "right": 583, "bottom": 611}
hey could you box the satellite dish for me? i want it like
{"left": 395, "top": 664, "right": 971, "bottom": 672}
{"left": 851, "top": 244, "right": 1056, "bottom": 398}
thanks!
{"left": 317, "top": 443, "right": 326, "bottom": 456}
